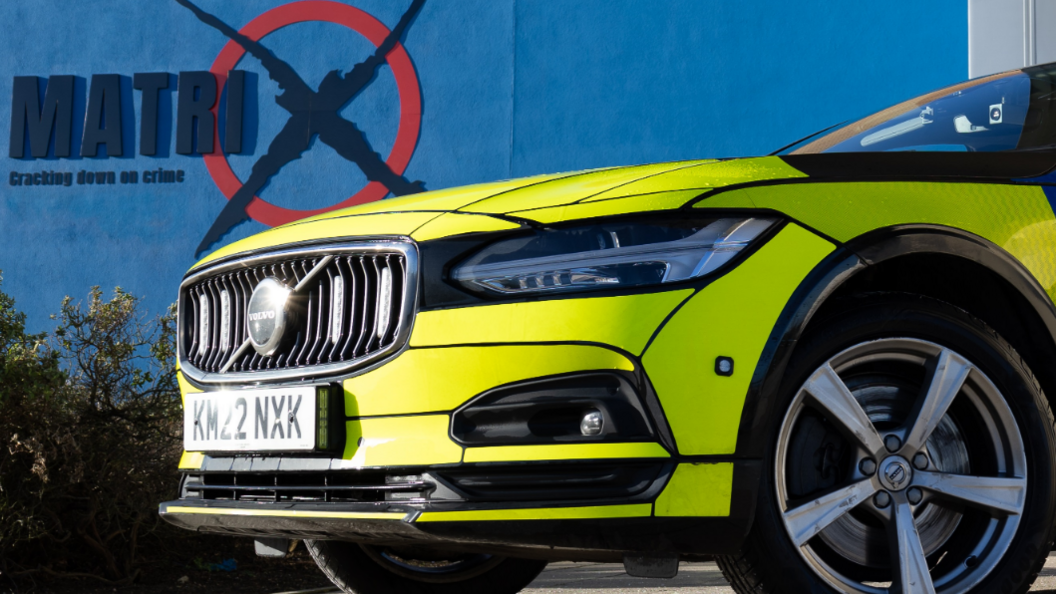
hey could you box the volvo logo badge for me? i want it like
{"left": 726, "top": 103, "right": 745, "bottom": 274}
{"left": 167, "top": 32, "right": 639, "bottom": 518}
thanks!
{"left": 879, "top": 457, "right": 912, "bottom": 491}
{"left": 886, "top": 464, "right": 906, "bottom": 485}
{"left": 247, "top": 277, "right": 293, "bottom": 357}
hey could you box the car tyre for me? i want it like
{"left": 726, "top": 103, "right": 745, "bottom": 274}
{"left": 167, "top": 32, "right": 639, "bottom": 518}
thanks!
{"left": 718, "top": 293, "right": 1056, "bottom": 593}
{"left": 306, "top": 540, "right": 548, "bottom": 594}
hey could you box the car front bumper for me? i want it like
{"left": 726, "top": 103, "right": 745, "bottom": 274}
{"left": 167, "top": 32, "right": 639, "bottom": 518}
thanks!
{"left": 163, "top": 221, "right": 834, "bottom": 555}
{"left": 160, "top": 458, "right": 760, "bottom": 557}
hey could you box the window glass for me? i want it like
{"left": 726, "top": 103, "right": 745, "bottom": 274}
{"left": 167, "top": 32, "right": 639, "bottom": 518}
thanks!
{"left": 786, "top": 66, "right": 1056, "bottom": 154}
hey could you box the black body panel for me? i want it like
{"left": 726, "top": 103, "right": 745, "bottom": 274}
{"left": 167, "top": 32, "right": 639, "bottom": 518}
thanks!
{"left": 782, "top": 152, "right": 1056, "bottom": 181}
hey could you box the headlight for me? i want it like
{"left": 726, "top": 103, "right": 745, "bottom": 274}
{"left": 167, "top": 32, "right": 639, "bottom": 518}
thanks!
{"left": 451, "top": 216, "right": 776, "bottom": 296}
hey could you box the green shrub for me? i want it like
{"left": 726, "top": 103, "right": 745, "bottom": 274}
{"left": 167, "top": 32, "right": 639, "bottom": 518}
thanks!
{"left": 0, "top": 278, "right": 182, "bottom": 585}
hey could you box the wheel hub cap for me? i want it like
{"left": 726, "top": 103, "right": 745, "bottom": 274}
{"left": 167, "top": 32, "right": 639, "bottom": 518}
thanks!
{"left": 879, "top": 456, "right": 912, "bottom": 491}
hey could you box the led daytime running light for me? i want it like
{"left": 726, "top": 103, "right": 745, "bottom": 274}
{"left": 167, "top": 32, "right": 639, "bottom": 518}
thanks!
{"left": 453, "top": 217, "right": 774, "bottom": 295}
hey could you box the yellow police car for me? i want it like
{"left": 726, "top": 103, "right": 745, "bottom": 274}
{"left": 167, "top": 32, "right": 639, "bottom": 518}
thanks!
{"left": 162, "top": 65, "right": 1056, "bottom": 594}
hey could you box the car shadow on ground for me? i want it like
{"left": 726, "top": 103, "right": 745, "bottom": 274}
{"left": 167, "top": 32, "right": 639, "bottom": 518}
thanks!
{"left": 523, "top": 562, "right": 731, "bottom": 591}
{"left": 519, "top": 561, "right": 1056, "bottom": 593}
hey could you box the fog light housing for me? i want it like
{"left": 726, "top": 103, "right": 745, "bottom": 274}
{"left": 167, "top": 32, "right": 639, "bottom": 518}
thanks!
{"left": 580, "top": 410, "right": 604, "bottom": 436}
{"left": 451, "top": 373, "right": 654, "bottom": 446}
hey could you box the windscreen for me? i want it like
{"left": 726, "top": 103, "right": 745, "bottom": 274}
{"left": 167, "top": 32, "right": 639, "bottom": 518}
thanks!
{"left": 787, "top": 66, "right": 1056, "bottom": 154}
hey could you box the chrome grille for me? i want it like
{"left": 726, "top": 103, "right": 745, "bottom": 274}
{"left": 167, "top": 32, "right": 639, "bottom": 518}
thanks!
{"left": 179, "top": 242, "right": 417, "bottom": 383}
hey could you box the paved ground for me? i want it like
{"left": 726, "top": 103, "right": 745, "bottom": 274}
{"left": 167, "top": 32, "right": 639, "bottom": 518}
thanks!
{"left": 269, "top": 554, "right": 1056, "bottom": 593}
{"left": 523, "top": 561, "right": 733, "bottom": 593}
{"left": 522, "top": 558, "right": 1056, "bottom": 593}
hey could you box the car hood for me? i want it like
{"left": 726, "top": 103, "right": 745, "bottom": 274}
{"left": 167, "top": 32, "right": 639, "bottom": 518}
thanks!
{"left": 193, "top": 156, "right": 806, "bottom": 269}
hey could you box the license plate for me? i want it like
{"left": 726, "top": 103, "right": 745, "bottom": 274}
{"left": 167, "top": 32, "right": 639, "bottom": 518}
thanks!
{"left": 184, "top": 386, "right": 318, "bottom": 452}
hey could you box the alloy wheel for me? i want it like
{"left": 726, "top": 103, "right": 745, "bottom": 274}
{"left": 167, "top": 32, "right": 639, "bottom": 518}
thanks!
{"left": 776, "top": 338, "right": 1027, "bottom": 593}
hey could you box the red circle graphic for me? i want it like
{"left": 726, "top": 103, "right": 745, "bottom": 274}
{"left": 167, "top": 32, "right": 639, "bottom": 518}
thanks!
{"left": 204, "top": 1, "right": 422, "bottom": 227}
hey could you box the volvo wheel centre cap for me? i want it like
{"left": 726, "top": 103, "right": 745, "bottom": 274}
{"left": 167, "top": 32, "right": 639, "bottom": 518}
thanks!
{"left": 247, "top": 277, "right": 292, "bottom": 357}
{"left": 879, "top": 456, "right": 913, "bottom": 491}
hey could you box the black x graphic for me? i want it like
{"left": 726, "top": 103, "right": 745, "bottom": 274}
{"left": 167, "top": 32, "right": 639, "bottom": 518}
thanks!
{"left": 176, "top": 0, "right": 427, "bottom": 257}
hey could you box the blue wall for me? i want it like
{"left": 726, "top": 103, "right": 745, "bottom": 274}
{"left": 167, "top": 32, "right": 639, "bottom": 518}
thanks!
{"left": 0, "top": 0, "right": 967, "bottom": 331}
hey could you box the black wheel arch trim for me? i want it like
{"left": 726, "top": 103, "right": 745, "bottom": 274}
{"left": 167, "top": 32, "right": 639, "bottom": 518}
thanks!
{"left": 781, "top": 152, "right": 1056, "bottom": 181}
{"left": 735, "top": 224, "right": 1056, "bottom": 459}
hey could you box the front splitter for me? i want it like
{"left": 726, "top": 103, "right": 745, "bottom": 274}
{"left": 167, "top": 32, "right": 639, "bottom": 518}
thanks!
{"left": 159, "top": 499, "right": 748, "bottom": 555}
